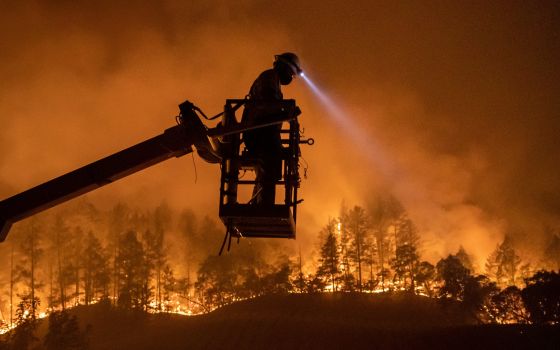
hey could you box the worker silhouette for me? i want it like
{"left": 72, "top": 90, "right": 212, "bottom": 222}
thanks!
{"left": 242, "top": 53, "right": 302, "bottom": 206}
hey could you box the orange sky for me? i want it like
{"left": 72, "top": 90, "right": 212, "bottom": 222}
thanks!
{"left": 1, "top": 1, "right": 559, "bottom": 266}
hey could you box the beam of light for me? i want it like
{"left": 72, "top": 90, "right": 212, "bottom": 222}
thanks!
{"left": 300, "top": 73, "right": 397, "bottom": 180}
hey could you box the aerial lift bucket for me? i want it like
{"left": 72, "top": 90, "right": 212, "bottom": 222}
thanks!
{"left": 0, "top": 98, "right": 312, "bottom": 245}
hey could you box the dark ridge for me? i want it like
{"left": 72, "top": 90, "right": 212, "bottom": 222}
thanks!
{"left": 12, "top": 293, "right": 560, "bottom": 350}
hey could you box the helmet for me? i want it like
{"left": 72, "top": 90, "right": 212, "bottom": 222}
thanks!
{"left": 275, "top": 52, "right": 302, "bottom": 76}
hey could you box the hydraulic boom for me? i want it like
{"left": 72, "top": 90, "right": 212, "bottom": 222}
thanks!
{"left": 0, "top": 99, "right": 303, "bottom": 242}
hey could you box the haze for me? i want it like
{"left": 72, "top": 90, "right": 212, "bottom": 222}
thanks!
{"left": 1, "top": 1, "right": 559, "bottom": 267}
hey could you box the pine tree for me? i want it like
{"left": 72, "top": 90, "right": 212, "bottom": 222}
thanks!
{"left": 67, "top": 226, "right": 85, "bottom": 306}
{"left": 485, "top": 234, "right": 522, "bottom": 287}
{"left": 391, "top": 216, "right": 420, "bottom": 290}
{"left": 436, "top": 254, "right": 470, "bottom": 300}
{"left": 345, "top": 206, "right": 370, "bottom": 291}
{"left": 338, "top": 205, "right": 353, "bottom": 291}
{"left": 11, "top": 296, "right": 39, "bottom": 350}
{"left": 292, "top": 254, "right": 308, "bottom": 294}
{"left": 47, "top": 215, "right": 71, "bottom": 310}
{"left": 15, "top": 219, "right": 43, "bottom": 319}
{"left": 416, "top": 261, "right": 436, "bottom": 296}
{"left": 161, "top": 264, "right": 175, "bottom": 312}
{"left": 82, "top": 231, "right": 109, "bottom": 305}
{"left": 456, "top": 246, "right": 474, "bottom": 273}
{"left": 395, "top": 216, "right": 419, "bottom": 248}
{"left": 44, "top": 310, "right": 89, "bottom": 350}
{"left": 108, "top": 203, "right": 130, "bottom": 305}
{"left": 316, "top": 219, "right": 340, "bottom": 291}
{"left": 116, "top": 230, "right": 146, "bottom": 310}
{"left": 149, "top": 203, "right": 171, "bottom": 311}
{"left": 9, "top": 243, "right": 16, "bottom": 328}
{"left": 390, "top": 243, "right": 419, "bottom": 292}
{"left": 368, "top": 194, "right": 403, "bottom": 291}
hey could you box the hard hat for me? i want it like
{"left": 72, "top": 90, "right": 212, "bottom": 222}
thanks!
{"left": 275, "top": 52, "right": 302, "bottom": 76}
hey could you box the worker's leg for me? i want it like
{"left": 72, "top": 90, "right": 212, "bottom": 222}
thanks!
{"left": 260, "top": 147, "right": 282, "bottom": 206}
{"left": 244, "top": 128, "right": 281, "bottom": 206}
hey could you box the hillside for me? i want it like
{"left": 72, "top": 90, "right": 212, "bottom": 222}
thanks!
{"left": 19, "top": 293, "right": 560, "bottom": 349}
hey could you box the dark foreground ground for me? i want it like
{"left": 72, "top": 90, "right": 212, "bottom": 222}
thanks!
{"left": 27, "top": 293, "right": 560, "bottom": 349}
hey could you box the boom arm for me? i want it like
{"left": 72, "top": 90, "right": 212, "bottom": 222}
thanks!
{"left": 0, "top": 123, "right": 195, "bottom": 242}
{"left": 0, "top": 99, "right": 300, "bottom": 241}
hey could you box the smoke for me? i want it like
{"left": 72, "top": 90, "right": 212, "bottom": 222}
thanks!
{"left": 1, "top": 1, "right": 560, "bottom": 268}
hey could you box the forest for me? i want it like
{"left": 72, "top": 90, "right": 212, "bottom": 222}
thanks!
{"left": 0, "top": 194, "right": 558, "bottom": 348}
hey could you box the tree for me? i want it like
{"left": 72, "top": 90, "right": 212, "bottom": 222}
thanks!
{"left": 66, "top": 226, "right": 85, "bottom": 306}
{"left": 15, "top": 219, "right": 43, "bottom": 319}
{"left": 107, "top": 203, "right": 130, "bottom": 305}
{"left": 436, "top": 254, "right": 470, "bottom": 300}
{"left": 316, "top": 219, "right": 341, "bottom": 291}
{"left": 9, "top": 294, "right": 40, "bottom": 350}
{"left": 415, "top": 261, "right": 435, "bottom": 297}
{"left": 390, "top": 243, "right": 419, "bottom": 292}
{"left": 44, "top": 310, "right": 89, "bottom": 350}
{"left": 47, "top": 215, "right": 71, "bottom": 309}
{"left": 485, "top": 234, "right": 522, "bottom": 287}
{"left": 9, "top": 243, "right": 16, "bottom": 328}
{"left": 196, "top": 255, "right": 238, "bottom": 309}
{"left": 344, "top": 206, "right": 370, "bottom": 291}
{"left": 82, "top": 231, "right": 110, "bottom": 305}
{"left": 116, "top": 231, "right": 146, "bottom": 310}
{"left": 143, "top": 227, "right": 167, "bottom": 311}
{"left": 462, "top": 274, "right": 499, "bottom": 323}
{"left": 9, "top": 309, "right": 38, "bottom": 350}
{"left": 292, "top": 248, "right": 308, "bottom": 293}
{"left": 338, "top": 205, "right": 353, "bottom": 291}
{"left": 15, "top": 295, "right": 40, "bottom": 325}
{"left": 148, "top": 203, "right": 171, "bottom": 311}
{"left": 395, "top": 216, "right": 419, "bottom": 248}
{"left": 521, "top": 270, "right": 560, "bottom": 324}
{"left": 368, "top": 194, "right": 402, "bottom": 291}
{"left": 262, "top": 260, "right": 293, "bottom": 294}
{"left": 161, "top": 264, "right": 175, "bottom": 312}
{"left": 488, "top": 286, "right": 529, "bottom": 324}
{"left": 456, "top": 246, "right": 474, "bottom": 273}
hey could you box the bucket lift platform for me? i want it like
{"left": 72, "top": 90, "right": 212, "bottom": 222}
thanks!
{"left": 217, "top": 99, "right": 310, "bottom": 240}
{"left": 0, "top": 98, "right": 312, "bottom": 247}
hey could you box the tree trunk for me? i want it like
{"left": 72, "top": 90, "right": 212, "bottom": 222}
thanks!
{"left": 57, "top": 229, "right": 65, "bottom": 310}
{"left": 10, "top": 245, "right": 14, "bottom": 327}
{"left": 356, "top": 222, "right": 362, "bottom": 292}
{"left": 31, "top": 225, "right": 36, "bottom": 318}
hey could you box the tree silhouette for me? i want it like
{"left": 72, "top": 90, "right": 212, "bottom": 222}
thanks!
{"left": 370, "top": 195, "right": 405, "bottom": 290}
{"left": 44, "top": 310, "right": 89, "bottom": 350}
{"left": 82, "top": 231, "right": 110, "bottom": 305}
{"left": 486, "top": 234, "right": 522, "bottom": 287}
{"left": 316, "top": 219, "right": 341, "bottom": 291}
{"left": 149, "top": 203, "right": 171, "bottom": 311}
{"left": 521, "top": 270, "right": 560, "bottom": 324}
{"left": 161, "top": 264, "right": 175, "bottom": 312}
{"left": 436, "top": 254, "right": 470, "bottom": 300}
{"left": 415, "top": 261, "right": 436, "bottom": 297}
{"left": 344, "top": 206, "right": 370, "bottom": 291}
{"left": 15, "top": 219, "right": 43, "bottom": 319}
{"left": 116, "top": 230, "right": 146, "bottom": 310}
{"left": 456, "top": 246, "right": 474, "bottom": 273}
{"left": 488, "top": 286, "right": 529, "bottom": 324}
{"left": 47, "top": 215, "right": 72, "bottom": 309}
{"left": 391, "top": 243, "right": 419, "bottom": 292}
{"left": 463, "top": 274, "right": 498, "bottom": 323}
{"left": 262, "top": 260, "right": 292, "bottom": 294}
